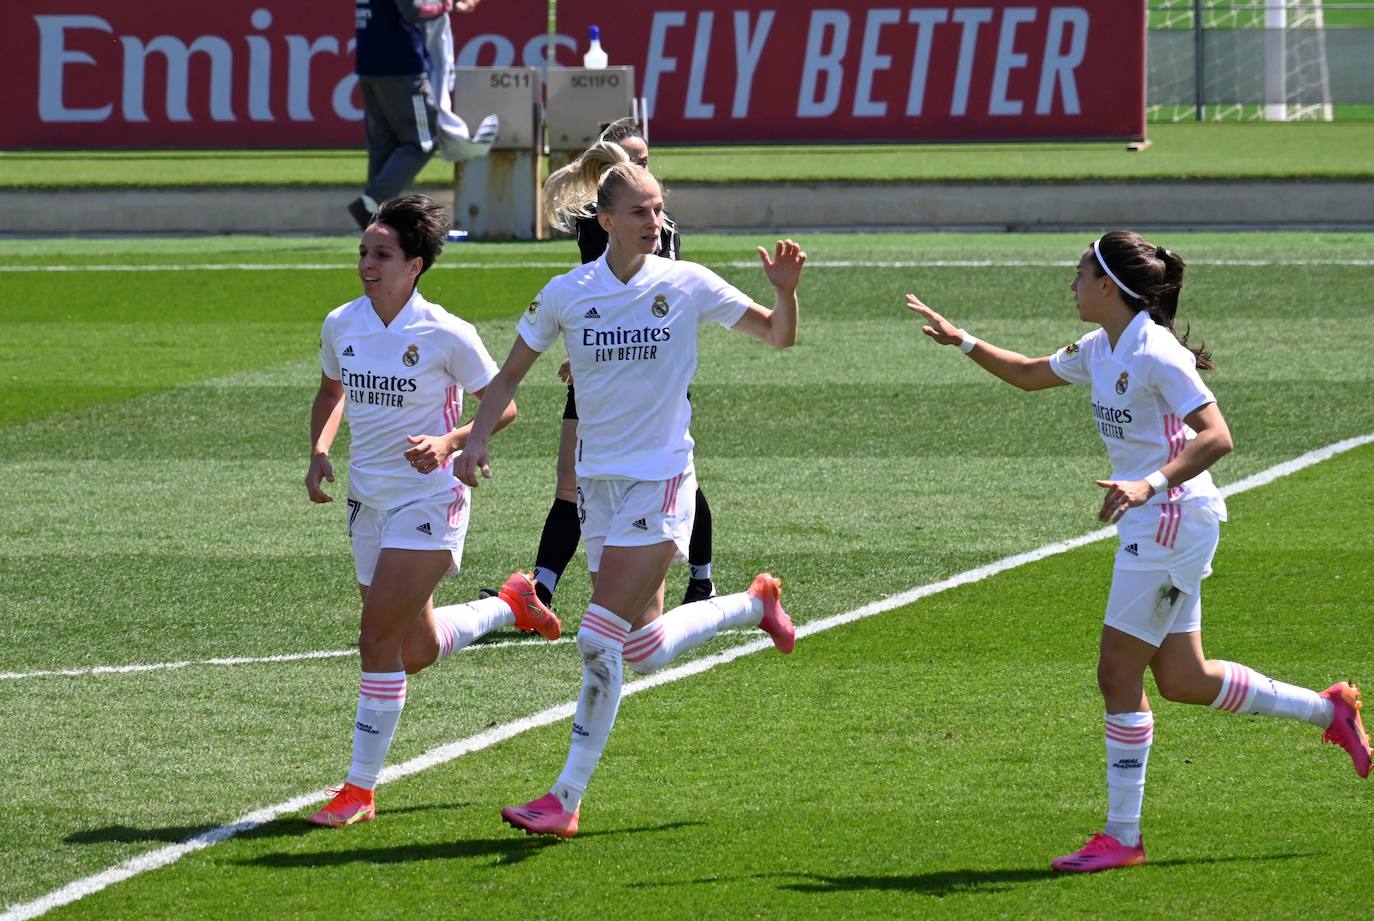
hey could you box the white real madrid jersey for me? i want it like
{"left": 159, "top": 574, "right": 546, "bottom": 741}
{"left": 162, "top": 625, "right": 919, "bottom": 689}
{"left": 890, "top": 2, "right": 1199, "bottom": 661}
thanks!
{"left": 1049, "top": 310, "right": 1227, "bottom": 519}
{"left": 518, "top": 252, "right": 753, "bottom": 480}
{"left": 320, "top": 289, "right": 498, "bottom": 508}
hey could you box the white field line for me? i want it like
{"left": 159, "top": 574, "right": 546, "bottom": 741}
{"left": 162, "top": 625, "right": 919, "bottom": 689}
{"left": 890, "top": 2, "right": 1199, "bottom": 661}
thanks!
{"left": 5, "top": 258, "right": 1374, "bottom": 273}
{"left": 0, "top": 631, "right": 767, "bottom": 683}
{"left": 3, "top": 432, "right": 1371, "bottom": 921}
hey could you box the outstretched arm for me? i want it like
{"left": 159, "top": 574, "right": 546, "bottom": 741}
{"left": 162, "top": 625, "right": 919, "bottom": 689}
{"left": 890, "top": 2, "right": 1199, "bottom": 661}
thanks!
{"left": 906, "top": 294, "right": 1066, "bottom": 392}
{"left": 731, "top": 239, "right": 806, "bottom": 349}
{"left": 452, "top": 337, "right": 541, "bottom": 487}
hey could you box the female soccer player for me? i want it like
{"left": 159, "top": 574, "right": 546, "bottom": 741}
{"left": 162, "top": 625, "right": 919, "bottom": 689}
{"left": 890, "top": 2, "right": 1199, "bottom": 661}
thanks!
{"left": 455, "top": 163, "right": 803, "bottom": 838}
{"left": 304, "top": 195, "right": 561, "bottom": 828}
{"left": 531, "top": 120, "right": 716, "bottom": 609}
{"left": 905, "top": 229, "right": 1370, "bottom": 872}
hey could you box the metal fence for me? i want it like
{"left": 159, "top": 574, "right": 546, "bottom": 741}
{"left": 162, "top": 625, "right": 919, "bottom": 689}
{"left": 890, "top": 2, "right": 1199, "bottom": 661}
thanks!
{"left": 1147, "top": 1, "right": 1374, "bottom": 120}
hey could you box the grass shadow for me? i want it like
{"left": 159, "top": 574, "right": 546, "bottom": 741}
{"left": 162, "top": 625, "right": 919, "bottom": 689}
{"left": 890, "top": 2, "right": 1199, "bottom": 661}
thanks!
{"left": 761, "top": 851, "right": 1319, "bottom": 896}
{"left": 240, "top": 819, "right": 704, "bottom": 869}
{"left": 64, "top": 803, "right": 460, "bottom": 846}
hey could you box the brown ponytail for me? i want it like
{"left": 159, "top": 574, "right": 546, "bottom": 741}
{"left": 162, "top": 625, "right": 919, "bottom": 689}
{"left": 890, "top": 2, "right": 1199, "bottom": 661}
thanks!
{"left": 1093, "top": 230, "right": 1214, "bottom": 370}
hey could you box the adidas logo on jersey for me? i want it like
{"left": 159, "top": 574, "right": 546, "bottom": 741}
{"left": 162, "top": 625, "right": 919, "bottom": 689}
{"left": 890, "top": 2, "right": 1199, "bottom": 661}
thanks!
{"left": 631, "top": 518, "right": 648, "bottom": 531}
{"left": 342, "top": 345, "right": 355, "bottom": 356}
{"left": 584, "top": 308, "right": 601, "bottom": 319}
{"left": 1123, "top": 543, "right": 1139, "bottom": 556}
{"left": 416, "top": 522, "right": 432, "bottom": 535}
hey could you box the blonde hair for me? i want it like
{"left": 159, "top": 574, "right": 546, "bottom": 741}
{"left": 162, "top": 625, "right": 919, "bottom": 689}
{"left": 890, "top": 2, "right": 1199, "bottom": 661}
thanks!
{"left": 543, "top": 140, "right": 630, "bottom": 233}
{"left": 595, "top": 162, "right": 661, "bottom": 215}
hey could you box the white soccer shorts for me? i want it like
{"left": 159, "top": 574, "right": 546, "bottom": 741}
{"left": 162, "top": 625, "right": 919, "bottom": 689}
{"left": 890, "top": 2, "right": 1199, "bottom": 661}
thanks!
{"left": 346, "top": 486, "right": 470, "bottom": 586}
{"left": 577, "top": 462, "right": 696, "bottom": 573}
{"left": 1105, "top": 503, "right": 1221, "bottom": 646}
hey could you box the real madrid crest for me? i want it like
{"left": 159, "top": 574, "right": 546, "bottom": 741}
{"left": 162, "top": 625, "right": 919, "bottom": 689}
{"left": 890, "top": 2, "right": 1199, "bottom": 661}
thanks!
{"left": 402, "top": 344, "right": 420, "bottom": 367}
{"left": 526, "top": 294, "right": 540, "bottom": 319}
{"left": 1115, "top": 371, "right": 1129, "bottom": 395}
{"left": 651, "top": 294, "right": 669, "bottom": 318}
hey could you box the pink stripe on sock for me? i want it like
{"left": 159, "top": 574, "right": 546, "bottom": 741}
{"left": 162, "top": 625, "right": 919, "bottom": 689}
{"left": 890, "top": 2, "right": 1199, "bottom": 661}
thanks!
{"left": 581, "top": 611, "right": 629, "bottom": 641}
{"left": 623, "top": 636, "right": 663, "bottom": 664}
{"left": 1221, "top": 664, "right": 1250, "bottom": 713}
{"left": 624, "top": 626, "right": 666, "bottom": 657}
{"left": 1106, "top": 726, "right": 1154, "bottom": 743}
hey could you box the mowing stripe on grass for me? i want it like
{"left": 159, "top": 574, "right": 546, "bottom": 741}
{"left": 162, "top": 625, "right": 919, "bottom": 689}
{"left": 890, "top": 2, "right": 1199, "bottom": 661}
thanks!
{"left": 3, "top": 432, "right": 1370, "bottom": 921}
{"left": 6, "top": 259, "right": 1374, "bottom": 273}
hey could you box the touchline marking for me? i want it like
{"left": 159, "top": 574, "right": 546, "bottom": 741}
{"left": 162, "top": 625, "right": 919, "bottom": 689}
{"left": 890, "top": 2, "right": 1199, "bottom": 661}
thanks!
{"left": 0, "top": 636, "right": 574, "bottom": 682}
{"left": 3, "top": 432, "right": 1370, "bottom": 921}
{"left": 5, "top": 258, "right": 1373, "bottom": 273}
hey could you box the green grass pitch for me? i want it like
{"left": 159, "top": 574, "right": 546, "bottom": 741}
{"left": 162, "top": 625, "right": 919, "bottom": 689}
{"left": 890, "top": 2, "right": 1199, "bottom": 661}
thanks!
{"left": 1, "top": 231, "right": 1372, "bottom": 919}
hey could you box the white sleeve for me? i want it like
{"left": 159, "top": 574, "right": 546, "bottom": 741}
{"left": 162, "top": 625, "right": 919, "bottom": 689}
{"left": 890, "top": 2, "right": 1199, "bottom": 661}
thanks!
{"left": 690, "top": 265, "right": 754, "bottom": 329}
{"left": 319, "top": 316, "right": 340, "bottom": 380}
{"left": 446, "top": 324, "right": 500, "bottom": 394}
{"left": 516, "top": 285, "right": 561, "bottom": 353}
{"left": 1148, "top": 346, "right": 1215, "bottom": 418}
{"left": 1048, "top": 336, "right": 1092, "bottom": 385}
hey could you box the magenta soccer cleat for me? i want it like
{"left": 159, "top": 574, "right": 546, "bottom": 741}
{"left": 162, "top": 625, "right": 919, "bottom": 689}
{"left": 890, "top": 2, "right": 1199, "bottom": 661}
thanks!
{"left": 748, "top": 572, "right": 795, "bottom": 654}
{"left": 1050, "top": 832, "right": 1147, "bottom": 873}
{"left": 501, "top": 793, "right": 579, "bottom": 839}
{"left": 1320, "top": 682, "right": 1372, "bottom": 778}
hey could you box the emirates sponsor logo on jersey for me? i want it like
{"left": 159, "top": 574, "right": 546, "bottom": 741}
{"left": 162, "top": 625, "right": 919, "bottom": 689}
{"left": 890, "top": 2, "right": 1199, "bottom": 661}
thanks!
{"left": 1116, "top": 371, "right": 1130, "bottom": 394}
{"left": 402, "top": 344, "right": 419, "bottom": 367}
{"left": 651, "top": 294, "right": 669, "bottom": 318}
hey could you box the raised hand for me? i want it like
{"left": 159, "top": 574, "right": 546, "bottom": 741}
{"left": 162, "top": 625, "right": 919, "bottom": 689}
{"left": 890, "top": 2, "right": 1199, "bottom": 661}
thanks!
{"left": 905, "top": 293, "right": 964, "bottom": 346}
{"left": 758, "top": 239, "right": 807, "bottom": 293}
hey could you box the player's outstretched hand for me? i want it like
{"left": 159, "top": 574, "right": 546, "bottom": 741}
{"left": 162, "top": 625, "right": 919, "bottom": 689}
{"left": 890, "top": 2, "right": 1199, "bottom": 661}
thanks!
{"left": 404, "top": 434, "right": 450, "bottom": 475}
{"left": 557, "top": 357, "right": 574, "bottom": 385}
{"left": 905, "top": 294, "right": 964, "bottom": 346}
{"left": 1094, "top": 478, "right": 1153, "bottom": 523}
{"left": 758, "top": 239, "right": 806, "bottom": 293}
{"left": 453, "top": 440, "right": 492, "bottom": 488}
{"left": 305, "top": 454, "right": 335, "bottom": 503}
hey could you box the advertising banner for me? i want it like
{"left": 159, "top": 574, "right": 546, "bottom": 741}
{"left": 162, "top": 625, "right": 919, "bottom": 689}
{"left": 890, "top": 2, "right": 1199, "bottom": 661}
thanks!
{"left": 1, "top": 1, "right": 1146, "bottom": 148}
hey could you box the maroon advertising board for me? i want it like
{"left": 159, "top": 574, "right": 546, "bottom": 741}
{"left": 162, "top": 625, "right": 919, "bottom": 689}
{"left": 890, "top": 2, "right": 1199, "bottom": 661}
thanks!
{"left": 1, "top": 1, "right": 1146, "bottom": 148}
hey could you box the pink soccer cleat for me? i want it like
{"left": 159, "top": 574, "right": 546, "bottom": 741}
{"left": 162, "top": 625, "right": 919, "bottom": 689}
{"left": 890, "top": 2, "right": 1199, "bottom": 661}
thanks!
{"left": 1050, "top": 832, "right": 1147, "bottom": 873}
{"left": 499, "top": 571, "right": 562, "bottom": 641}
{"left": 501, "top": 793, "right": 579, "bottom": 839}
{"left": 1320, "top": 682, "right": 1371, "bottom": 778}
{"left": 307, "top": 783, "right": 376, "bottom": 828}
{"left": 748, "top": 572, "right": 795, "bottom": 654}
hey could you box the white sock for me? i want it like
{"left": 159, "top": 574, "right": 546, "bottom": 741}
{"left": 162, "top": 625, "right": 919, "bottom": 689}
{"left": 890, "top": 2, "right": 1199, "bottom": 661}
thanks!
{"left": 623, "top": 592, "right": 761, "bottom": 675}
{"left": 1103, "top": 711, "right": 1153, "bottom": 848}
{"left": 532, "top": 566, "right": 559, "bottom": 597}
{"left": 432, "top": 596, "right": 515, "bottom": 661}
{"left": 690, "top": 563, "right": 713, "bottom": 582}
{"left": 1211, "top": 661, "right": 1333, "bottom": 727}
{"left": 552, "top": 604, "right": 629, "bottom": 812}
{"left": 345, "top": 671, "right": 407, "bottom": 790}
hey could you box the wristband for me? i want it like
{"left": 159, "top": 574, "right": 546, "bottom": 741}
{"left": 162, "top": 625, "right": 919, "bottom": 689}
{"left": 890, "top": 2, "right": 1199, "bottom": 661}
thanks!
{"left": 1145, "top": 470, "right": 1169, "bottom": 495}
{"left": 958, "top": 330, "right": 978, "bottom": 354}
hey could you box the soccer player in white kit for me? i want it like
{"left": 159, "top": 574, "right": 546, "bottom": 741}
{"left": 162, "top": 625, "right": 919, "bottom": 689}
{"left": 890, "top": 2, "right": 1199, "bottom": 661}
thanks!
{"left": 906, "top": 230, "right": 1370, "bottom": 873}
{"left": 303, "top": 195, "right": 562, "bottom": 828}
{"left": 455, "top": 163, "right": 804, "bottom": 838}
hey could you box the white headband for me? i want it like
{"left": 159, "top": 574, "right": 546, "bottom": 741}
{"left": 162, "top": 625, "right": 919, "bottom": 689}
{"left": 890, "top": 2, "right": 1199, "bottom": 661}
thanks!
{"left": 1093, "top": 238, "right": 1142, "bottom": 300}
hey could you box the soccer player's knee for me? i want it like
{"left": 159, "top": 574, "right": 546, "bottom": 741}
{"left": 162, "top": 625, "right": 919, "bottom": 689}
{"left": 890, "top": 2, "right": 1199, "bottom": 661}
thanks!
{"left": 624, "top": 648, "right": 669, "bottom": 676}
